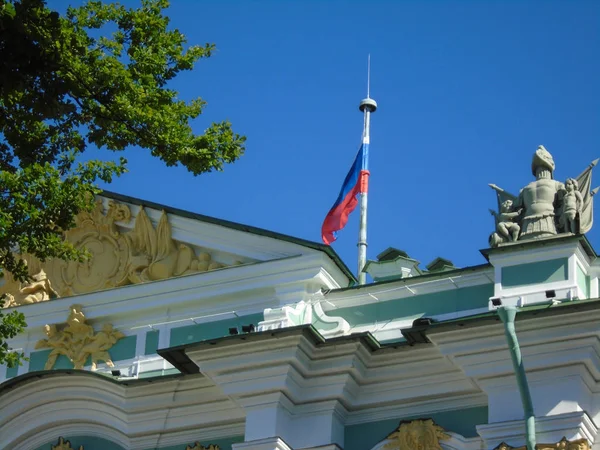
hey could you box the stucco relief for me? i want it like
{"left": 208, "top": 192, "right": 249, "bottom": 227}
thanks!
{"left": 494, "top": 437, "right": 591, "bottom": 450}
{"left": 384, "top": 419, "right": 450, "bottom": 450}
{"left": 1, "top": 199, "right": 234, "bottom": 307}
{"left": 35, "top": 304, "right": 125, "bottom": 370}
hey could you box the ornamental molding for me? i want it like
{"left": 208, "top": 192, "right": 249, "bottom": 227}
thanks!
{"left": 384, "top": 419, "right": 450, "bottom": 450}
{"left": 185, "top": 443, "right": 220, "bottom": 450}
{"left": 1, "top": 198, "right": 238, "bottom": 307}
{"left": 34, "top": 304, "right": 125, "bottom": 370}
{"left": 494, "top": 437, "right": 591, "bottom": 450}
{"left": 51, "top": 437, "right": 83, "bottom": 450}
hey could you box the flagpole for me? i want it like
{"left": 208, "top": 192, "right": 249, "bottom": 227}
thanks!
{"left": 357, "top": 56, "right": 377, "bottom": 285}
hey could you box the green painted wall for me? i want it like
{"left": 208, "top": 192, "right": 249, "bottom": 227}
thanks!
{"left": 344, "top": 406, "right": 488, "bottom": 450}
{"left": 28, "top": 335, "right": 137, "bottom": 372}
{"left": 6, "top": 364, "right": 19, "bottom": 378}
{"left": 145, "top": 330, "right": 160, "bottom": 355}
{"left": 30, "top": 350, "right": 74, "bottom": 371}
{"left": 576, "top": 264, "right": 590, "bottom": 299}
{"left": 501, "top": 258, "right": 568, "bottom": 288}
{"left": 170, "top": 313, "right": 263, "bottom": 347}
{"left": 34, "top": 436, "right": 125, "bottom": 450}
{"left": 34, "top": 435, "right": 243, "bottom": 450}
{"left": 332, "top": 284, "right": 493, "bottom": 328}
{"left": 110, "top": 335, "right": 137, "bottom": 361}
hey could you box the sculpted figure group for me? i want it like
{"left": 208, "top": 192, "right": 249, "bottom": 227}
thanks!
{"left": 489, "top": 146, "right": 598, "bottom": 247}
{"left": 35, "top": 304, "right": 125, "bottom": 370}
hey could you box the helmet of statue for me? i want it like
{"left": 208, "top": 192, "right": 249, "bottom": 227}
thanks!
{"left": 531, "top": 145, "right": 555, "bottom": 178}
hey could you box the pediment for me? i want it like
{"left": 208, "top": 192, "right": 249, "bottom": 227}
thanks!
{"left": 1, "top": 192, "right": 344, "bottom": 307}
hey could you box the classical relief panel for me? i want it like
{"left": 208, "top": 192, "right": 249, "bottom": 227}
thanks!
{"left": 35, "top": 304, "right": 125, "bottom": 370}
{"left": 494, "top": 438, "right": 591, "bottom": 450}
{"left": 384, "top": 419, "right": 450, "bottom": 450}
{"left": 1, "top": 199, "right": 236, "bottom": 307}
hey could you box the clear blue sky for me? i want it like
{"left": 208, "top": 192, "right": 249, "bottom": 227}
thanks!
{"left": 88, "top": 0, "right": 600, "bottom": 275}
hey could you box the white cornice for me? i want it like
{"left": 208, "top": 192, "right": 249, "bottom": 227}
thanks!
{"left": 12, "top": 252, "right": 345, "bottom": 332}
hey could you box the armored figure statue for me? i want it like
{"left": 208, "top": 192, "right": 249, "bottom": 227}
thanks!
{"left": 489, "top": 146, "right": 598, "bottom": 247}
{"left": 516, "top": 146, "right": 564, "bottom": 240}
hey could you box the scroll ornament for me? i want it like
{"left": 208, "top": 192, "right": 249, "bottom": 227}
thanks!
{"left": 494, "top": 437, "right": 591, "bottom": 450}
{"left": 384, "top": 419, "right": 450, "bottom": 450}
{"left": 1, "top": 199, "right": 235, "bottom": 307}
{"left": 35, "top": 304, "right": 125, "bottom": 370}
{"left": 51, "top": 437, "right": 83, "bottom": 450}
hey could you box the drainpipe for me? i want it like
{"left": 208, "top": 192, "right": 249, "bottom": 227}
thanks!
{"left": 497, "top": 306, "right": 536, "bottom": 450}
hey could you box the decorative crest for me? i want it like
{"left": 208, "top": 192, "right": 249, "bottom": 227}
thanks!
{"left": 494, "top": 437, "right": 590, "bottom": 450}
{"left": 35, "top": 304, "right": 125, "bottom": 370}
{"left": 384, "top": 419, "right": 450, "bottom": 450}
{"left": 51, "top": 437, "right": 83, "bottom": 450}
{"left": 1, "top": 199, "right": 237, "bottom": 307}
{"left": 489, "top": 146, "right": 598, "bottom": 247}
{"left": 185, "top": 443, "right": 220, "bottom": 450}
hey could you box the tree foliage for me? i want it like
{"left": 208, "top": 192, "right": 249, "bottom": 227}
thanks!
{"left": 0, "top": 0, "right": 245, "bottom": 367}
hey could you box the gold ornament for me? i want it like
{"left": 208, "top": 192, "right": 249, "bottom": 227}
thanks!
{"left": 494, "top": 437, "right": 591, "bottom": 450}
{"left": 35, "top": 304, "right": 125, "bottom": 370}
{"left": 384, "top": 419, "right": 450, "bottom": 450}
{"left": 51, "top": 437, "right": 83, "bottom": 450}
{"left": 1, "top": 199, "right": 229, "bottom": 306}
{"left": 185, "top": 443, "right": 220, "bottom": 450}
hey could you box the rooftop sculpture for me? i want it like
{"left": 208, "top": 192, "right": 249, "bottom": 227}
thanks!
{"left": 489, "top": 146, "right": 598, "bottom": 247}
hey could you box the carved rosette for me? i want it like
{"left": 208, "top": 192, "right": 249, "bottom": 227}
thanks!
{"left": 494, "top": 437, "right": 591, "bottom": 450}
{"left": 51, "top": 437, "right": 83, "bottom": 450}
{"left": 1, "top": 198, "right": 236, "bottom": 307}
{"left": 384, "top": 419, "right": 450, "bottom": 450}
{"left": 185, "top": 443, "right": 220, "bottom": 450}
{"left": 35, "top": 304, "right": 125, "bottom": 370}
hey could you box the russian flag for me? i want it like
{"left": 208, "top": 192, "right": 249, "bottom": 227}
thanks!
{"left": 321, "top": 138, "right": 370, "bottom": 245}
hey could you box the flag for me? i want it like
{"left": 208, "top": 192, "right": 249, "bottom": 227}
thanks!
{"left": 321, "top": 139, "right": 370, "bottom": 245}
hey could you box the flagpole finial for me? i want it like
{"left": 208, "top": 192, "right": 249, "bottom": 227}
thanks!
{"left": 359, "top": 97, "right": 377, "bottom": 113}
{"left": 360, "top": 55, "right": 377, "bottom": 113}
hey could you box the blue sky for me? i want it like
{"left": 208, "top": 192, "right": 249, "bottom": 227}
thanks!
{"left": 85, "top": 0, "right": 599, "bottom": 276}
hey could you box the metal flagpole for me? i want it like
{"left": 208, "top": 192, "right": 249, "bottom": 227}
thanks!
{"left": 357, "top": 55, "right": 377, "bottom": 285}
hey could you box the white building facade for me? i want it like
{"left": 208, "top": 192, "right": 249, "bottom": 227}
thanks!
{"left": 0, "top": 191, "right": 598, "bottom": 450}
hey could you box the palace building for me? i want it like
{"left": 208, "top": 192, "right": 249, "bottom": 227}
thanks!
{"left": 0, "top": 146, "right": 599, "bottom": 450}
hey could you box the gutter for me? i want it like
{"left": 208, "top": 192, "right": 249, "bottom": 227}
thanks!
{"left": 497, "top": 306, "right": 536, "bottom": 450}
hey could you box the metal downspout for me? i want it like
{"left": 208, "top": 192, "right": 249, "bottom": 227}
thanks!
{"left": 497, "top": 306, "right": 536, "bottom": 450}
